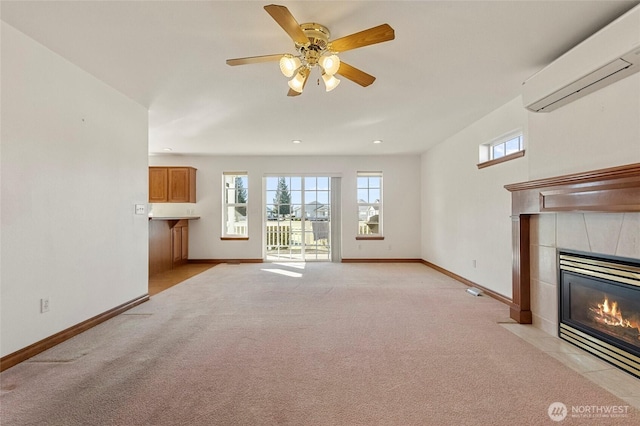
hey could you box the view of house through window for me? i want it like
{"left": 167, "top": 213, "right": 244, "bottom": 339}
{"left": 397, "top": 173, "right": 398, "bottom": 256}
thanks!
{"left": 223, "top": 172, "right": 248, "bottom": 237}
{"left": 265, "top": 176, "right": 331, "bottom": 261}
{"left": 357, "top": 172, "right": 382, "bottom": 236}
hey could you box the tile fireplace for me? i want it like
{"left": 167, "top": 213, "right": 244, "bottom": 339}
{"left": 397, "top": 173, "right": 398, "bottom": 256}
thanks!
{"left": 505, "top": 163, "right": 640, "bottom": 325}
{"left": 558, "top": 250, "right": 640, "bottom": 378}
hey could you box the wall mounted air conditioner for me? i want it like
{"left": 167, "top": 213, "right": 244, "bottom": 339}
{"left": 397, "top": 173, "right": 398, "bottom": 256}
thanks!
{"left": 523, "top": 5, "right": 640, "bottom": 113}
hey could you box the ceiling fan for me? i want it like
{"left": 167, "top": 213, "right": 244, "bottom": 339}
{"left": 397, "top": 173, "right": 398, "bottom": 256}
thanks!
{"left": 226, "top": 4, "right": 395, "bottom": 96}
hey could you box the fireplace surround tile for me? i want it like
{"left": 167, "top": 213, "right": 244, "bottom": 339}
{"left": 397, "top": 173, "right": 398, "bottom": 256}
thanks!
{"left": 557, "top": 213, "right": 591, "bottom": 252}
{"left": 530, "top": 244, "right": 558, "bottom": 285}
{"left": 583, "top": 212, "right": 625, "bottom": 254}
{"left": 530, "top": 278, "right": 557, "bottom": 335}
{"left": 530, "top": 213, "right": 556, "bottom": 247}
{"left": 618, "top": 213, "right": 640, "bottom": 258}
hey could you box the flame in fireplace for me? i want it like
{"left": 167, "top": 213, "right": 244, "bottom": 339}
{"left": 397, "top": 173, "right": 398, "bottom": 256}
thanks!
{"left": 589, "top": 296, "right": 639, "bottom": 334}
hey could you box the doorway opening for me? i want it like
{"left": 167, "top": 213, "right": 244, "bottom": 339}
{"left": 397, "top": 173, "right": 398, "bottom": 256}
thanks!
{"left": 265, "top": 176, "right": 332, "bottom": 261}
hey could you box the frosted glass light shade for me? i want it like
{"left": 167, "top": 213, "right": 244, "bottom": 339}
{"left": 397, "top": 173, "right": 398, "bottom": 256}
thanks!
{"left": 279, "top": 55, "right": 301, "bottom": 78}
{"left": 319, "top": 54, "right": 340, "bottom": 75}
{"left": 288, "top": 71, "right": 306, "bottom": 93}
{"left": 322, "top": 73, "right": 341, "bottom": 92}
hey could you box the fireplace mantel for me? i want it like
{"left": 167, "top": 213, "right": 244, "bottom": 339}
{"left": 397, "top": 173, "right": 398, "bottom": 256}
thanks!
{"left": 504, "top": 163, "right": 640, "bottom": 323}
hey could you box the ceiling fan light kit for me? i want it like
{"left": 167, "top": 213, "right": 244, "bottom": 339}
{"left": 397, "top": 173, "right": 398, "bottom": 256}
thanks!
{"left": 226, "top": 4, "right": 394, "bottom": 96}
{"left": 321, "top": 72, "right": 341, "bottom": 92}
{"left": 288, "top": 69, "right": 307, "bottom": 92}
{"left": 319, "top": 54, "right": 340, "bottom": 75}
{"left": 279, "top": 54, "right": 301, "bottom": 77}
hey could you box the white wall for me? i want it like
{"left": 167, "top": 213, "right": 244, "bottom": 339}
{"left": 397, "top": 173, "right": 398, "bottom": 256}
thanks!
{"left": 421, "top": 97, "right": 529, "bottom": 298}
{"left": 421, "top": 72, "right": 640, "bottom": 299}
{"left": 149, "top": 155, "right": 422, "bottom": 260}
{"left": 0, "top": 23, "right": 149, "bottom": 357}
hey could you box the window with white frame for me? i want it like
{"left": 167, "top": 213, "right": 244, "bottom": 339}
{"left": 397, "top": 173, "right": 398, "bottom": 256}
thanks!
{"left": 223, "top": 172, "right": 248, "bottom": 237}
{"left": 478, "top": 130, "right": 524, "bottom": 167}
{"left": 357, "top": 171, "right": 382, "bottom": 236}
{"left": 491, "top": 134, "right": 523, "bottom": 160}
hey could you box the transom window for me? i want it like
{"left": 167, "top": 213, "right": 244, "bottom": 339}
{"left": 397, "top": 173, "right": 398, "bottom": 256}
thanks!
{"left": 490, "top": 134, "right": 523, "bottom": 160}
{"left": 477, "top": 130, "right": 525, "bottom": 169}
{"left": 357, "top": 171, "right": 382, "bottom": 237}
{"left": 223, "top": 172, "right": 248, "bottom": 237}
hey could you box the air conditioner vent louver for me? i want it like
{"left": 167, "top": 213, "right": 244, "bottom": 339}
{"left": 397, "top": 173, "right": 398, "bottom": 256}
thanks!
{"left": 528, "top": 58, "right": 632, "bottom": 112}
{"left": 523, "top": 5, "right": 639, "bottom": 113}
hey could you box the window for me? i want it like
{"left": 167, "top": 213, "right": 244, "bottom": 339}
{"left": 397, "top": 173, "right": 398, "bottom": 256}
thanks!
{"left": 223, "top": 172, "right": 248, "bottom": 238}
{"left": 357, "top": 172, "right": 382, "bottom": 237}
{"left": 491, "top": 134, "right": 523, "bottom": 160}
{"left": 477, "top": 130, "right": 525, "bottom": 169}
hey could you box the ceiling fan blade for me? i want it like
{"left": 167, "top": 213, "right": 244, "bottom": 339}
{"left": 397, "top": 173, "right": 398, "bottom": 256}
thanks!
{"left": 336, "top": 62, "right": 376, "bottom": 87}
{"left": 264, "top": 4, "right": 309, "bottom": 45}
{"left": 226, "top": 54, "right": 285, "bottom": 66}
{"left": 329, "top": 24, "right": 395, "bottom": 53}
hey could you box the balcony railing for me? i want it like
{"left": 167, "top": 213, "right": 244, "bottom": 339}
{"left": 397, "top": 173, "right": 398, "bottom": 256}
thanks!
{"left": 228, "top": 220, "right": 372, "bottom": 246}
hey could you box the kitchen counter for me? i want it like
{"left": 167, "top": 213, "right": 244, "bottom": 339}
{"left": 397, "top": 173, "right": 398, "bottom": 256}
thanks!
{"left": 148, "top": 216, "right": 200, "bottom": 220}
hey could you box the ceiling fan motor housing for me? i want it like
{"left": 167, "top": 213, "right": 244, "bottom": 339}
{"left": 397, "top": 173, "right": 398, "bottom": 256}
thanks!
{"left": 296, "top": 23, "right": 332, "bottom": 66}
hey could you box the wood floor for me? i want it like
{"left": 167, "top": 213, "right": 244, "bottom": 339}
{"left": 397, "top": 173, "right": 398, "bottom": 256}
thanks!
{"left": 148, "top": 263, "right": 217, "bottom": 296}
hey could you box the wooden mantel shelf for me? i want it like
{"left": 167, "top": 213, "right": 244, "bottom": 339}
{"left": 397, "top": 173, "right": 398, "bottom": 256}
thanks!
{"left": 504, "top": 163, "right": 640, "bottom": 324}
{"left": 505, "top": 163, "right": 640, "bottom": 214}
{"left": 505, "top": 162, "right": 640, "bottom": 192}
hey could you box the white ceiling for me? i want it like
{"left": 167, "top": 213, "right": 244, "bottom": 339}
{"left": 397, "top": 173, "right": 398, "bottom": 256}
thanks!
{"left": 2, "top": 1, "right": 638, "bottom": 156}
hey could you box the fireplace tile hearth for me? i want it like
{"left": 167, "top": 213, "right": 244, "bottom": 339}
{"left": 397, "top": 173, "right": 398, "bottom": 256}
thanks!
{"left": 502, "top": 323, "right": 640, "bottom": 409}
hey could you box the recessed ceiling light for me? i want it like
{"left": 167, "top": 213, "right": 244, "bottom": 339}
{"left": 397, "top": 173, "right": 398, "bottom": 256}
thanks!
{"left": 373, "top": 140, "right": 382, "bottom": 144}
{"left": 292, "top": 140, "right": 301, "bottom": 144}
{"left": 163, "top": 147, "right": 173, "bottom": 152}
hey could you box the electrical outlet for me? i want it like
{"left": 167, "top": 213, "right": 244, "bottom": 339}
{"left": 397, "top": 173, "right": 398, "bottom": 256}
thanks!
{"left": 40, "top": 297, "right": 50, "bottom": 313}
{"left": 135, "top": 204, "right": 146, "bottom": 215}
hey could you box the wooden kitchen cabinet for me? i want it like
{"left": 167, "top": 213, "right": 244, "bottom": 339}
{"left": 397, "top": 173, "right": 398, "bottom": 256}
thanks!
{"left": 149, "top": 168, "right": 168, "bottom": 202}
{"left": 171, "top": 220, "right": 189, "bottom": 265}
{"left": 149, "top": 167, "right": 197, "bottom": 203}
{"left": 149, "top": 219, "right": 191, "bottom": 276}
{"left": 181, "top": 226, "right": 189, "bottom": 261}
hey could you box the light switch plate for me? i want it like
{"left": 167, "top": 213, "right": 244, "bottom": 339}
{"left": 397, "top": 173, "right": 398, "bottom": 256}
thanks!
{"left": 135, "top": 204, "right": 146, "bottom": 215}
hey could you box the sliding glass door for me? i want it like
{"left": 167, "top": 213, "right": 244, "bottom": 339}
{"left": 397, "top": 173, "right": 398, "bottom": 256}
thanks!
{"left": 265, "top": 176, "right": 331, "bottom": 261}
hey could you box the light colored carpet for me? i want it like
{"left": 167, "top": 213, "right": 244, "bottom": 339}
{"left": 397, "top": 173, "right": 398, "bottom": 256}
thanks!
{"left": 1, "top": 262, "right": 637, "bottom": 425}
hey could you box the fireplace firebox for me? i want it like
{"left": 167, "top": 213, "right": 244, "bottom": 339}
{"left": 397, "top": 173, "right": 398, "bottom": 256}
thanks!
{"left": 559, "top": 250, "right": 640, "bottom": 379}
